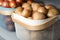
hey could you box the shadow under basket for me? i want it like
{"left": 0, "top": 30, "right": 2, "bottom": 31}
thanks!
{"left": 12, "top": 13, "right": 57, "bottom": 40}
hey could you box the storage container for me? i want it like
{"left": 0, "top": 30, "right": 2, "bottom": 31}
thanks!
{"left": 12, "top": 13, "right": 57, "bottom": 40}
{"left": 0, "top": 7, "right": 15, "bottom": 31}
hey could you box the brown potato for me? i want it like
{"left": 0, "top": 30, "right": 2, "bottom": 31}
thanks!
{"left": 38, "top": 7, "right": 47, "bottom": 15}
{"left": 47, "top": 8, "right": 59, "bottom": 17}
{"left": 31, "top": 2, "right": 40, "bottom": 11}
{"left": 32, "top": 12, "right": 46, "bottom": 20}
{"left": 45, "top": 4, "right": 56, "bottom": 10}
{"left": 27, "top": 0, "right": 33, "bottom": 4}
{"left": 22, "top": 3, "right": 32, "bottom": 11}
{"left": 28, "top": 17, "right": 32, "bottom": 20}
{"left": 15, "top": 7, "right": 23, "bottom": 15}
{"left": 22, "top": 9, "right": 31, "bottom": 18}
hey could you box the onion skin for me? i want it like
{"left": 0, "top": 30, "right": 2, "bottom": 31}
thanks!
{"left": 8, "top": 0, "right": 15, "bottom": 2}
{"left": 0, "top": 0, "right": 4, "bottom": 6}
{"left": 16, "top": 0, "right": 22, "bottom": 6}
{"left": 16, "top": 0, "right": 22, "bottom": 4}
{"left": 9, "top": 1, "right": 17, "bottom": 8}
{"left": 2, "top": 0, "right": 11, "bottom": 8}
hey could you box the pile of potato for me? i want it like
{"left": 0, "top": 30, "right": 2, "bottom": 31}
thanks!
{"left": 15, "top": 2, "right": 59, "bottom": 20}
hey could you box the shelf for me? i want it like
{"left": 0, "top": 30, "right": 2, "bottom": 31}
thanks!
{"left": 0, "top": 27, "right": 19, "bottom": 40}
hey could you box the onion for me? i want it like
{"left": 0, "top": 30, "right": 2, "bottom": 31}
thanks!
{"left": 16, "top": 0, "right": 22, "bottom": 4}
{"left": 2, "top": 0, "right": 10, "bottom": 8}
{"left": 9, "top": 1, "right": 17, "bottom": 8}
{"left": 8, "top": 0, "right": 14, "bottom": 2}
{"left": 0, "top": 0, "right": 4, "bottom": 6}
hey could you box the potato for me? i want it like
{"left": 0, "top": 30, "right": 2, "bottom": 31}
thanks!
{"left": 15, "top": 7, "right": 23, "bottom": 15}
{"left": 28, "top": 17, "right": 32, "bottom": 20}
{"left": 38, "top": 7, "right": 47, "bottom": 15}
{"left": 45, "top": 4, "right": 56, "bottom": 10}
{"left": 47, "top": 8, "right": 59, "bottom": 17}
{"left": 27, "top": 0, "right": 32, "bottom": 4}
{"left": 22, "top": 3, "right": 32, "bottom": 11}
{"left": 31, "top": 2, "right": 40, "bottom": 11}
{"left": 22, "top": 9, "right": 31, "bottom": 18}
{"left": 32, "top": 12, "right": 46, "bottom": 20}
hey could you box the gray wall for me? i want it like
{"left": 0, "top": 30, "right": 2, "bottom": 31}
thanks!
{"left": 34, "top": 0, "right": 60, "bottom": 8}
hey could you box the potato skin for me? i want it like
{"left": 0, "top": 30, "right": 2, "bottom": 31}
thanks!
{"left": 32, "top": 12, "right": 46, "bottom": 20}
{"left": 38, "top": 7, "right": 47, "bottom": 15}
{"left": 47, "top": 8, "right": 59, "bottom": 17}
{"left": 15, "top": 2, "right": 59, "bottom": 20}
{"left": 45, "top": 4, "right": 56, "bottom": 10}
{"left": 22, "top": 9, "right": 31, "bottom": 18}
{"left": 28, "top": 17, "right": 32, "bottom": 20}
{"left": 22, "top": 3, "right": 32, "bottom": 11}
{"left": 31, "top": 3, "right": 40, "bottom": 11}
{"left": 15, "top": 7, "right": 23, "bottom": 15}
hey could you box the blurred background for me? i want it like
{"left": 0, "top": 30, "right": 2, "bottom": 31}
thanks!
{"left": 0, "top": 0, "right": 60, "bottom": 40}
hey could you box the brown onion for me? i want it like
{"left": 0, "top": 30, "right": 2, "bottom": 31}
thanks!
{"left": 2, "top": 0, "right": 10, "bottom": 8}
{"left": 9, "top": 1, "right": 17, "bottom": 8}
{"left": 16, "top": 0, "right": 22, "bottom": 4}
{"left": 8, "top": 0, "right": 15, "bottom": 2}
{"left": 0, "top": 0, "right": 4, "bottom": 6}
